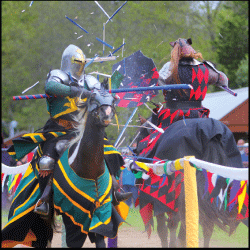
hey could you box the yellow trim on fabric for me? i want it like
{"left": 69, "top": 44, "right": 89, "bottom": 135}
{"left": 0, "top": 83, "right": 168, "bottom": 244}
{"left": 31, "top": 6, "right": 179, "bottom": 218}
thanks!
{"left": 3, "top": 205, "right": 36, "bottom": 229}
{"left": 53, "top": 97, "right": 78, "bottom": 119}
{"left": 104, "top": 138, "right": 108, "bottom": 141}
{"left": 38, "top": 134, "right": 46, "bottom": 141}
{"left": 54, "top": 204, "right": 88, "bottom": 235}
{"left": 35, "top": 162, "right": 39, "bottom": 173}
{"left": 30, "top": 135, "right": 38, "bottom": 143}
{"left": 238, "top": 181, "right": 247, "bottom": 214}
{"left": 8, "top": 152, "right": 16, "bottom": 155}
{"left": 22, "top": 133, "right": 45, "bottom": 138}
{"left": 11, "top": 177, "right": 36, "bottom": 205}
{"left": 58, "top": 160, "right": 96, "bottom": 203}
{"left": 101, "top": 196, "right": 111, "bottom": 205}
{"left": 13, "top": 184, "right": 40, "bottom": 216}
{"left": 53, "top": 179, "right": 92, "bottom": 218}
{"left": 89, "top": 216, "right": 111, "bottom": 231}
{"left": 104, "top": 150, "right": 121, "bottom": 155}
{"left": 104, "top": 144, "right": 114, "bottom": 148}
{"left": 49, "top": 132, "right": 59, "bottom": 137}
{"left": 103, "top": 145, "right": 120, "bottom": 151}
{"left": 37, "top": 144, "right": 43, "bottom": 157}
{"left": 99, "top": 174, "right": 112, "bottom": 203}
{"left": 22, "top": 164, "right": 34, "bottom": 179}
{"left": 22, "top": 133, "right": 46, "bottom": 142}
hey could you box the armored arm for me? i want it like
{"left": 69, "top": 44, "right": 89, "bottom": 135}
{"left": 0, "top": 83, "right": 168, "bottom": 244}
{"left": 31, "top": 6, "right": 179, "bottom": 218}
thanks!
{"left": 204, "top": 61, "right": 228, "bottom": 88}
{"left": 158, "top": 62, "right": 171, "bottom": 86}
{"left": 45, "top": 69, "right": 89, "bottom": 98}
{"left": 216, "top": 71, "right": 228, "bottom": 87}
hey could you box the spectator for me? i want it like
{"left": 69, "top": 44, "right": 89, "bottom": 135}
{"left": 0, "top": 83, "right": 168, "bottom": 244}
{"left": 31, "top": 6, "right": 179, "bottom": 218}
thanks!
{"left": 120, "top": 168, "right": 139, "bottom": 208}
{"left": 241, "top": 143, "right": 248, "bottom": 168}
{"left": 237, "top": 139, "right": 245, "bottom": 155}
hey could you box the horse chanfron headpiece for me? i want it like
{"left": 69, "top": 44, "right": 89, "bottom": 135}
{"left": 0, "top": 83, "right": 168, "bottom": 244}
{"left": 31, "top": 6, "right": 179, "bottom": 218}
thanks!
{"left": 169, "top": 38, "right": 197, "bottom": 58}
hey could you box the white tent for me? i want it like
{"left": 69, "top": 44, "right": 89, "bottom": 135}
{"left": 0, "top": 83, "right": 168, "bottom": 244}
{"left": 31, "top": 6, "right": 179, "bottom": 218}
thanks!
{"left": 202, "top": 87, "right": 249, "bottom": 120}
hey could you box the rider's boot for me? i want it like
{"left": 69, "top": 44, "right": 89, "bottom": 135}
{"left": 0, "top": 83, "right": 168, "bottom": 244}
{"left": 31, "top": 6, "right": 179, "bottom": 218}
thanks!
{"left": 34, "top": 174, "right": 53, "bottom": 216}
{"left": 111, "top": 175, "right": 132, "bottom": 206}
{"left": 34, "top": 155, "right": 55, "bottom": 216}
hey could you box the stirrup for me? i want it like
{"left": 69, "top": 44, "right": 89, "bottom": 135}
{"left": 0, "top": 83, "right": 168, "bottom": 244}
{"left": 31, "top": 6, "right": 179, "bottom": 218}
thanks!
{"left": 113, "top": 191, "right": 133, "bottom": 206}
{"left": 34, "top": 200, "right": 49, "bottom": 216}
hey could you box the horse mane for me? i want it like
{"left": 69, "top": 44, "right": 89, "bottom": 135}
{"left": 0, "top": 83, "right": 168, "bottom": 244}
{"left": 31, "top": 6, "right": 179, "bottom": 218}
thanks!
{"left": 67, "top": 98, "right": 88, "bottom": 148}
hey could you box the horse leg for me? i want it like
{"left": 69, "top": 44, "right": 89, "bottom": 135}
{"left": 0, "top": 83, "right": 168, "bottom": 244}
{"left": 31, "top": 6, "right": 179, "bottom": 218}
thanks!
{"left": 95, "top": 234, "right": 106, "bottom": 248}
{"left": 177, "top": 222, "right": 186, "bottom": 247}
{"left": 47, "top": 240, "right": 52, "bottom": 248}
{"left": 168, "top": 219, "right": 179, "bottom": 248}
{"left": 156, "top": 213, "right": 168, "bottom": 247}
{"left": 200, "top": 213, "right": 214, "bottom": 248}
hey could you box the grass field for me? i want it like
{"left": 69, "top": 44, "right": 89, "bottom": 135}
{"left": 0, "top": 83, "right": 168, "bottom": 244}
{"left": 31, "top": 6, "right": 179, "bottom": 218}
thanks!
{"left": 2, "top": 208, "right": 248, "bottom": 247}
{"left": 2, "top": 209, "right": 9, "bottom": 228}
{"left": 121, "top": 207, "right": 249, "bottom": 247}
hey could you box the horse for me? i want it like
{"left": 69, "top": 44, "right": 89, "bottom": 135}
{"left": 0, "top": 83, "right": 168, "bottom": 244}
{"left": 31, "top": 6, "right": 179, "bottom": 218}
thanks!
{"left": 2, "top": 83, "right": 124, "bottom": 248}
{"left": 133, "top": 116, "right": 247, "bottom": 247}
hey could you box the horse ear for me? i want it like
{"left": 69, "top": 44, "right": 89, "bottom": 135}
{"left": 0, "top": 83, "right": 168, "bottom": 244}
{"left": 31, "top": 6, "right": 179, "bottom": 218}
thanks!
{"left": 187, "top": 38, "right": 192, "bottom": 45}
{"left": 169, "top": 41, "right": 175, "bottom": 47}
{"left": 101, "top": 78, "right": 109, "bottom": 90}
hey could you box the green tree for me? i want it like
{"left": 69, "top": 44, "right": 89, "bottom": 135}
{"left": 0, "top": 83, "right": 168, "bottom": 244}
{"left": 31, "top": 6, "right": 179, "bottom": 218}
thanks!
{"left": 3, "top": 1, "right": 246, "bottom": 143}
{"left": 235, "top": 55, "right": 248, "bottom": 88}
{"left": 212, "top": 1, "right": 248, "bottom": 88}
{"left": 188, "top": 1, "right": 224, "bottom": 62}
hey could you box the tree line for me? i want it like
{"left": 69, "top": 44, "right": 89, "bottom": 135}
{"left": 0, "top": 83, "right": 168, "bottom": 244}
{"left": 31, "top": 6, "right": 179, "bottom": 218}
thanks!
{"left": 2, "top": 1, "right": 248, "bottom": 144}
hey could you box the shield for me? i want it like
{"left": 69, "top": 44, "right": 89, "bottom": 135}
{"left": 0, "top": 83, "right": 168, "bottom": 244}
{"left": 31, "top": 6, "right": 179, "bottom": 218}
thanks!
{"left": 112, "top": 50, "right": 159, "bottom": 108}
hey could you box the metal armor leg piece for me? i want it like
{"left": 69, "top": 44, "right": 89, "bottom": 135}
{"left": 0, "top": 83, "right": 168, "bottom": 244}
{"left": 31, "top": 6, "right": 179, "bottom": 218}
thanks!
{"left": 39, "top": 155, "right": 55, "bottom": 171}
{"left": 34, "top": 156, "right": 55, "bottom": 216}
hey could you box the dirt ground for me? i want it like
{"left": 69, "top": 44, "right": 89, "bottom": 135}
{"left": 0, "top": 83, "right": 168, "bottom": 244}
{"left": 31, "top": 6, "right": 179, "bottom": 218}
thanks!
{"left": 52, "top": 225, "right": 245, "bottom": 248}
{"left": 14, "top": 223, "right": 244, "bottom": 248}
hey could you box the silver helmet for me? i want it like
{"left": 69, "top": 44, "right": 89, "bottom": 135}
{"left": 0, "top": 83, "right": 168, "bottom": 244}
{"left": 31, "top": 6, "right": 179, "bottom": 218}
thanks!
{"left": 60, "top": 44, "right": 86, "bottom": 81}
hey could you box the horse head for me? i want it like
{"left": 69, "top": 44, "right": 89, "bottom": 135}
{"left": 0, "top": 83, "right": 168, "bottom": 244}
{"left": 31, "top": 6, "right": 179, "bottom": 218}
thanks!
{"left": 88, "top": 80, "right": 116, "bottom": 127}
{"left": 88, "top": 91, "right": 116, "bottom": 127}
{"left": 75, "top": 78, "right": 116, "bottom": 128}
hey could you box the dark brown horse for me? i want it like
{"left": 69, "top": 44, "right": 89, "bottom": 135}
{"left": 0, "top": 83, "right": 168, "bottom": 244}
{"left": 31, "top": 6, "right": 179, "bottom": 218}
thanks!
{"left": 2, "top": 84, "right": 122, "bottom": 248}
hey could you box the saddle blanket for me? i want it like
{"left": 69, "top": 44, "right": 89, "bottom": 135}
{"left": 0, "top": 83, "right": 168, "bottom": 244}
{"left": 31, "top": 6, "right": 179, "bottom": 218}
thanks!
{"left": 2, "top": 149, "right": 124, "bottom": 247}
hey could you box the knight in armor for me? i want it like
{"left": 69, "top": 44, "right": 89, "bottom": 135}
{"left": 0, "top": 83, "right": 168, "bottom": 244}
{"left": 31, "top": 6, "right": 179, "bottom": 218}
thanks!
{"left": 137, "top": 38, "right": 229, "bottom": 157}
{"left": 9, "top": 44, "right": 132, "bottom": 216}
{"left": 133, "top": 38, "right": 232, "bottom": 232}
{"left": 156, "top": 37, "right": 228, "bottom": 126}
